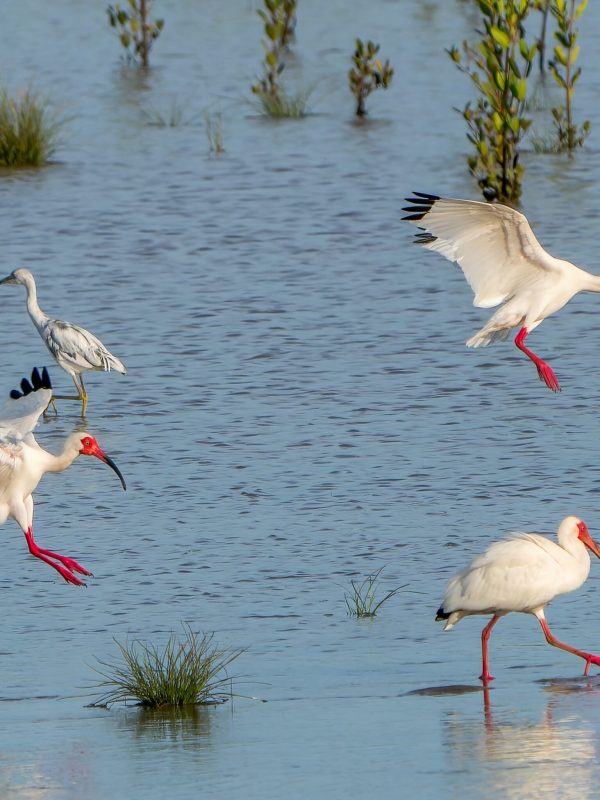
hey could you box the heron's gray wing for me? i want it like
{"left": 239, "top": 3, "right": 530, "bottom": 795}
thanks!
{"left": 45, "top": 320, "right": 119, "bottom": 371}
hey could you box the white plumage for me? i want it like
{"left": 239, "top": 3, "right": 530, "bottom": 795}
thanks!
{"left": 436, "top": 516, "right": 600, "bottom": 683}
{"left": 0, "top": 268, "right": 127, "bottom": 415}
{"left": 0, "top": 368, "right": 126, "bottom": 586}
{"left": 403, "top": 193, "right": 600, "bottom": 392}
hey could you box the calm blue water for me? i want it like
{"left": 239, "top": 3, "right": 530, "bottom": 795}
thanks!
{"left": 1, "top": 1, "right": 600, "bottom": 797}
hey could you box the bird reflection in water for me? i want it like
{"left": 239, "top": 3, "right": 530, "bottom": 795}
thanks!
{"left": 445, "top": 681, "right": 600, "bottom": 800}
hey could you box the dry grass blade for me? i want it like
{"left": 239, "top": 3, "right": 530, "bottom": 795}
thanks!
{"left": 90, "top": 625, "right": 243, "bottom": 708}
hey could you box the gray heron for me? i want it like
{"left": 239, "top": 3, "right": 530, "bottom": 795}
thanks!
{"left": 0, "top": 268, "right": 127, "bottom": 415}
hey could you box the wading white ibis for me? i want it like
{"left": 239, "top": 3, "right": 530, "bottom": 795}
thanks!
{"left": 0, "top": 268, "right": 127, "bottom": 416}
{"left": 436, "top": 516, "right": 600, "bottom": 683}
{"left": 403, "top": 193, "right": 600, "bottom": 392}
{"left": 0, "top": 367, "right": 126, "bottom": 586}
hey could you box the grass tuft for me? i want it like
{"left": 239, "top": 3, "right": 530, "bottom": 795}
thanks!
{"left": 0, "top": 88, "right": 62, "bottom": 167}
{"left": 205, "top": 112, "right": 225, "bottom": 155}
{"left": 345, "top": 567, "right": 405, "bottom": 618}
{"left": 252, "top": 87, "right": 311, "bottom": 119}
{"left": 140, "top": 99, "right": 195, "bottom": 128}
{"left": 90, "top": 625, "right": 243, "bottom": 708}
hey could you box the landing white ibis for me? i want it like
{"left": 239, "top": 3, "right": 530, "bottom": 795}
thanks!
{"left": 403, "top": 193, "right": 600, "bottom": 392}
{"left": 0, "top": 368, "right": 126, "bottom": 586}
{"left": 436, "top": 516, "right": 600, "bottom": 683}
{"left": 0, "top": 268, "right": 127, "bottom": 416}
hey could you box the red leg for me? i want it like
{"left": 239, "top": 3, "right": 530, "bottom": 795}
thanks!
{"left": 537, "top": 616, "right": 600, "bottom": 675}
{"left": 514, "top": 327, "right": 560, "bottom": 392}
{"left": 24, "top": 528, "right": 87, "bottom": 587}
{"left": 480, "top": 614, "right": 501, "bottom": 684}
{"left": 33, "top": 545, "right": 92, "bottom": 577}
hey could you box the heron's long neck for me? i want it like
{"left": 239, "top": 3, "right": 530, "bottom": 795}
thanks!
{"left": 22, "top": 274, "right": 48, "bottom": 329}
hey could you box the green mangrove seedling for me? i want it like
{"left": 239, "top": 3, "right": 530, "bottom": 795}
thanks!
{"left": 348, "top": 39, "right": 393, "bottom": 117}
{"left": 252, "top": 0, "right": 307, "bottom": 117}
{"left": 448, "top": 0, "right": 537, "bottom": 202}
{"left": 547, "top": 0, "right": 590, "bottom": 150}
{"left": 107, "top": 0, "right": 164, "bottom": 67}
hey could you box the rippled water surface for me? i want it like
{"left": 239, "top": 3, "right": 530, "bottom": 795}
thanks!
{"left": 3, "top": 1, "right": 600, "bottom": 798}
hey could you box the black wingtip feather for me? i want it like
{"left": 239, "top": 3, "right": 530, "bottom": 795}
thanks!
{"left": 31, "top": 367, "right": 42, "bottom": 390}
{"left": 414, "top": 233, "right": 437, "bottom": 245}
{"left": 402, "top": 212, "right": 428, "bottom": 221}
{"left": 413, "top": 191, "right": 440, "bottom": 200}
{"left": 10, "top": 367, "right": 52, "bottom": 399}
{"left": 435, "top": 607, "right": 450, "bottom": 621}
{"left": 402, "top": 191, "right": 441, "bottom": 222}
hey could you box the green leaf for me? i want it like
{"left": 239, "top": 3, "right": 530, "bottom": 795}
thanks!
{"left": 553, "top": 45, "right": 567, "bottom": 66}
{"left": 490, "top": 26, "right": 511, "bottom": 49}
{"left": 494, "top": 70, "right": 506, "bottom": 91}
{"left": 575, "top": 0, "right": 588, "bottom": 19}
{"left": 549, "top": 65, "right": 567, "bottom": 88}
{"left": 569, "top": 45, "right": 580, "bottom": 65}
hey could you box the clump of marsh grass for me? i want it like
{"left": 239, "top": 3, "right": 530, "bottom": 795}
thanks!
{"left": 252, "top": 87, "right": 310, "bottom": 119}
{"left": 0, "top": 88, "right": 62, "bottom": 167}
{"left": 90, "top": 626, "right": 243, "bottom": 708}
{"left": 345, "top": 567, "right": 405, "bottom": 618}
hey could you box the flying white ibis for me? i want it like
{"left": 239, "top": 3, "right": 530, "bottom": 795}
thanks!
{"left": 403, "top": 193, "right": 600, "bottom": 392}
{"left": 436, "top": 516, "right": 600, "bottom": 683}
{"left": 0, "top": 268, "right": 127, "bottom": 416}
{"left": 0, "top": 367, "right": 126, "bottom": 586}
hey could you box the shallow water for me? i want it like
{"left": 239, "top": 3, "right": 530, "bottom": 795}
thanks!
{"left": 2, "top": 1, "right": 600, "bottom": 798}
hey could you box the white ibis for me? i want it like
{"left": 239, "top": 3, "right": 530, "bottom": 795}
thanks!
{"left": 403, "top": 193, "right": 600, "bottom": 392}
{"left": 436, "top": 516, "right": 600, "bottom": 683}
{"left": 0, "top": 367, "right": 126, "bottom": 586}
{"left": 0, "top": 268, "right": 127, "bottom": 416}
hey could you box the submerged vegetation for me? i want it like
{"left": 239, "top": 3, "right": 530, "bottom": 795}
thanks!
{"left": 107, "top": 0, "right": 164, "bottom": 67}
{"left": 252, "top": 0, "right": 308, "bottom": 118}
{"left": 449, "top": 0, "right": 536, "bottom": 202}
{"left": 348, "top": 39, "right": 394, "bottom": 117}
{"left": 0, "top": 88, "right": 61, "bottom": 168}
{"left": 91, "top": 627, "right": 243, "bottom": 708}
{"left": 345, "top": 568, "right": 405, "bottom": 618}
